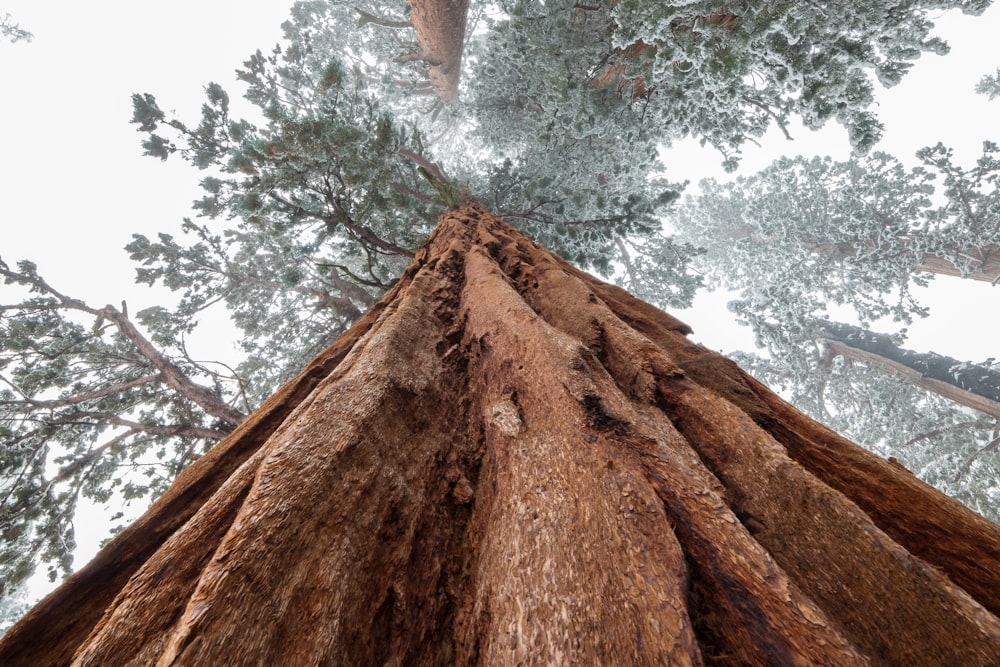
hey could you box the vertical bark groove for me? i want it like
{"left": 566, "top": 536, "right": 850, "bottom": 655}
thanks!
{"left": 2, "top": 202, "right": 999, "bottom": 666}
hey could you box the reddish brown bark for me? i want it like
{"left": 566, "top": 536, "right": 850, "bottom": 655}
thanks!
{"left": 915, "top": 243, "right": 1000, "bottom": 283}
{"left": 591, "top": 4, "right": 742, "bottom": 100}
{"left": 2, "top": 203, "right": 999, "bottom": 665}
{"left": 407, "top": 0, "right": 469, "bottom": 104}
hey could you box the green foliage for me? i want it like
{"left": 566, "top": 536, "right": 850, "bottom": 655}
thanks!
{"left": 129, "top": 40, "right": 445, "bottom": 397}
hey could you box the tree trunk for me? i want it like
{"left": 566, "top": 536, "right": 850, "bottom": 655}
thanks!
{"left": 817, "top": 321, "right": 1000, "bottom": 419}
{"left": 407, "top": 0, "right": 469, "bottom": 105}
{"left": 2, "top": 202, "right": 999, "bottom": 666}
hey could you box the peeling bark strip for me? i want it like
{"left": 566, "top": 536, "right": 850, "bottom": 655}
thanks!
{"left": 407, "top": 0, "right": 469, "bottom": 104}
{"left": 3, "top": 203, "right": 1000, "bottom": 666}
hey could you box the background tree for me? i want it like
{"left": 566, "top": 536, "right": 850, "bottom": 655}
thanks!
{"left": 610, "top": 0, "right": 991, "bottom": 161}
{"left": 729, "top": 319, "right": 1000, "bottom": 521}
{"left": 815, "top": 320, "right": 1000, "bottom": 417}
{"left": 672, "top": 144, "right": 1000, "bottom": 330}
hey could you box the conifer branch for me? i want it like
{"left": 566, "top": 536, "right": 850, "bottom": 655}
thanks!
{"left": 0, "top": 263, "right": 246, "bottom": 428}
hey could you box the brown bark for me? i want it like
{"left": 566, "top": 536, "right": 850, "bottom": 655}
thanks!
{"left": 915, "top": 243, "right": 1000, "bottom": 283}
{"left": 407, "top": 0, "right": 469, "bottom": 105}
{"left": 3, "top": 203, "right": 1000, "bottom": 665}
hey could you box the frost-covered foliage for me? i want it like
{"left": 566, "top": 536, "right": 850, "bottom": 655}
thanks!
{"left": 612, "top": 0, "right": 989, "bottom": 160}
{"left": 672, "top": 147, "right": 1000, "bottom": 345}
{"left": 3, "top": 0, "right": 991, "bottom": 613}
{"left": 676, "top": 142, "right": 1000, "bottom": 525}
{"left": 466, "top": 1, "right": 685, "bottom": 266}
{"left": 1, "top": 13, "right": 32, "bottom": 43}
{"left": 976, "top": 67, "right": 1000, "bottom": 100}
{"left": 737, "top": 347, "right": 1000, "bottom": 523}
{"left": 615, "top": 234, "right": 706, "bottom": 309}
{"left": 916, "top": 141, "right": 1000, "bottom": 271}
{"left": 277, "top": 1, "right": 457, "bottom": 127}
{"left": 0, "top": 259, "right": 237, "bottom": 598}
{"left": 131, "top": 50, "right": 441, "bottom": 398}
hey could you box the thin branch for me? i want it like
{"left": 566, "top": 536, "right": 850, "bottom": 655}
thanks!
{"left": 267, "top": 191, "right": 415, "bottom": 257}
{"left": 615, "top": 237, "right": 639, "bottom": 287}
{"left": 0, "top": 373, "right": 161, "bottom": 411}
{"left": 354, "top": 7, "right": 412, "bottom": 29}
{"left": 43, "top": 410, "right": 230, "bottom": 440}
{"left": 954, "top": 434, "right": 1000, "bottom": 482}
{"left": 741, "top": 95, "right": 794, "bottom": 141}
{"left": 397, "top": 148, "right": 449, "bottom": 184}
{"left": 898, "top": 420, "right": 991, "bottom": 449}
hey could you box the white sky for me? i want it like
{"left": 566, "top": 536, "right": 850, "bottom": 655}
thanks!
{"left": 1, "top": 1, "right": 999, "bottom": 597}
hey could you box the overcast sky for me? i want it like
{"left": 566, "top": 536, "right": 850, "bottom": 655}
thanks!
{"left": 2, "top": 1, "right": 999, "bottom": 586}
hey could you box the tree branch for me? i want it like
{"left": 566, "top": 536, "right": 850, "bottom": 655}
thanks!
{"left": 95, "top": 306, "right": 246, "bottom": 427}
{"left": 1, "top": 262, "right": 246, "bottom": 428}
{"left": 44, "top": 410, "right": 229, "bottom": 440}
{"left": 354, "top": 7, "right": 412, "bottom": 29}
{"left": 267, "top": 191, "right": 415, "bottom": 257}
{"left": 0, "top": 374, "right": 161, "bottom": 411}
{"left": 954, "top": 434, "right": 1000, "bottom": 482}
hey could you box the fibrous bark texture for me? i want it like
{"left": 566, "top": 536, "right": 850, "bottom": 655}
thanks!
{"left": 407, "top": 0, "right": 468, "bottom": 104}
{"left": 3, "top": 203, "right": 1000, "bottom": 665}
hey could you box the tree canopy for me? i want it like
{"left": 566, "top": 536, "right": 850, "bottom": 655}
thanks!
{"left": 2, "top": 0, "right": 997, "bottom": 612}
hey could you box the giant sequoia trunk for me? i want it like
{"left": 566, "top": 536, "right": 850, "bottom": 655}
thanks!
{"left": 3, "top": 203, "right": 1000, "bottom": 665}
{"left": 407, "top": 0, "right": 469, "bottom": 104}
